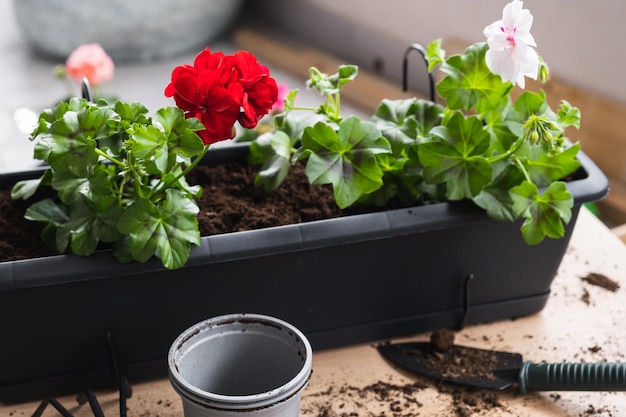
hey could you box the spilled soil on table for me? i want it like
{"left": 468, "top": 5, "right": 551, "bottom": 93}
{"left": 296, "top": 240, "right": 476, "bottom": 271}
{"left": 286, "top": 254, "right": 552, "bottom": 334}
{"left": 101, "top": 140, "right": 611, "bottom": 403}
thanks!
{"left": 580, "top": 272, "right": 621, "bottom": 305}
{"left": 303, "top": 330, "right": 509, "bottom": 417}
{"left": 581, "top": 272, "right": 620, "bottom": 292}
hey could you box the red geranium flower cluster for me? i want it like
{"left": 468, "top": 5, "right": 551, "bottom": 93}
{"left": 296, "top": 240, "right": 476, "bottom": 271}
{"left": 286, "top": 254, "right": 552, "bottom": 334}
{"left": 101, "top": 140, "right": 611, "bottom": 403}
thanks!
{"left": 165, "top": 48, "right": 278, "bottom": 145}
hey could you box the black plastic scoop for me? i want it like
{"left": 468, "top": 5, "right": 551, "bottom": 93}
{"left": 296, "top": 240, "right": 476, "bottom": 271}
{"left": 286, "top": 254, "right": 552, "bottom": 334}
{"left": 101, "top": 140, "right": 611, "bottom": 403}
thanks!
{"left": 378, "top": 342, "right": 626, "bottom": 393}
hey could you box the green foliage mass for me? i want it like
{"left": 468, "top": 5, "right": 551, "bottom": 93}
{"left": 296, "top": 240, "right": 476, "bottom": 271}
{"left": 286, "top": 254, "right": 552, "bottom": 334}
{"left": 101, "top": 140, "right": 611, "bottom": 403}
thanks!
{"left": 12, "top": 98, "right": 206, "bottom": 269}
{"left": 247, "top": 42, "right": 582, "bottom": 245}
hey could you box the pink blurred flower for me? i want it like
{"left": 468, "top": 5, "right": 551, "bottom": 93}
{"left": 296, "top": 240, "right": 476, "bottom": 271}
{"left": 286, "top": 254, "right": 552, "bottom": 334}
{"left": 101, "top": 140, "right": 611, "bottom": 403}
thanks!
{"left": 65, "top": 43, "right": 115, "bottom": 86}
{"left": 484, "top": 0, "right": 538, "bottom": 88}
{"left": 272, "top": 82, "right": 291, "bottom": 113}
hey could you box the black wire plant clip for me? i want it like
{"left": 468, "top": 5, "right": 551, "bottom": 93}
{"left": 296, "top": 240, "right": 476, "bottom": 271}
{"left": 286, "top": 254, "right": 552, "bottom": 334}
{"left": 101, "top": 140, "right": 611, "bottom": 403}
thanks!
{"left": 404, "top": 44, "right": 473, "bottom": 330}
{"left": 458, "top": 273, "right": 474, "bottom": 330}
{"left": 30, "top": 332, "right": 132, "bottom": 417}
{"left": 81, "top": 77, "right": 93, "bottom": 102}
{"left": 402, "top": 43, "right": 436, "bottom": 103}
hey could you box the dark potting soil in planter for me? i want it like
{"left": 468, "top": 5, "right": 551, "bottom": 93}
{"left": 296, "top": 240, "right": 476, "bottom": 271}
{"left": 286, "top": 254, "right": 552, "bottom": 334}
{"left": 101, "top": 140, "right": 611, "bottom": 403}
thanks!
{"left": 0, "top": 189, "right": 56, "bottom": 262}
{"left": 0, "top": 162, "right": 384, "bottom": 263}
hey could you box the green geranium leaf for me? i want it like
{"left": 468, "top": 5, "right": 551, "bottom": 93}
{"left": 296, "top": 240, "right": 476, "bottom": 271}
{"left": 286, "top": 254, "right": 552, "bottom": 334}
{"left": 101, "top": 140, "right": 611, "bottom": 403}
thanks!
{"left": 30, "top": 98, "right": 89, "bottom": 138}
{"left": 33, "top": 137, "right": 53, "bottom": 161}
{"left": 117, "top": 189, "right": 200, "bottom": 269}
{"left": 40, "top": 115, "right": 96, "bottom": 176}
{"left": 526, "top": 143, "right": 581, "bottom": 185}
{"left": 119, "top": 199, "right": 161, "bottom": 263}
{"left": 30, "top": 101, "right": 69, "bottom": 138}
{"left": 299, "top": 117, "right": 391, "bottom": 208}
{"left": 504, "top": 91, "right": 549, "bottom": 139}
{"left": 283, "top": 89, "right": 298, "bottom": 112}
{"left": 24, "top": 198, "right": 71, "bottom": 252}
{"left": 77, "top": 103, "right": 123, "bottom": 144}
{"left": 114, "top": 101, "right": 150, "bottom": 126}
{"left": 129, "top": 124, "right": 168, "bottom": 169}
{"left": 487, "top": 120, "right": 519, "bottom": 155}
{"left": 372, "top": 98, "right": 419, "bottom": 153}
{"left": 274, "top": 111, "right": 326, "bottom": 141}
{"left": 51, "top": 164, "right": 113, "bottom": 205}
{"left": 473, "top": 164, "right": 525, "bottom": 222}
{"left": 111, "top": 237, "right": 133, "bottom": 264}
{"left": 358, "top": 154, "right": 423, "bottom": 206}
{"left": 97, "top": 101, "right": 150, "bottom": 153}
{"left": 557, "top": 100, "right": 581, "bottom": 129}
{"left": 11, "top": 172, "right": 48, "bottom": 200}
{"left": 249, "top": 131, "right": 293, "bottom": 191}
{"left": 154, "top": 107, "right": 205, "bottom": 156}
{"left": 372, "top": 98, "right": 443, "bottom": 155}
{"left": 419, "top": 113, "right": 493, "bottom": 199}
{"left": 510, "top": 181, "right": 573, "bottom": 244}
{"left": 129, "top": 108, "right": 204, "bottom": 173}
{"left": 61, "top": 195, "right": 124, "bottom": 256}
{"left": 515, "top": 90, "right": 548, "bottom": 116}
{"left": 25, "top": 198, "right": 70, "bottom": 225}
{"left": 307, "top": 65, "right": 358, "bottom": 95}
{"left": 437, "top": 42, "right": 513, "bottom": 114}
{"left": 412, "top": 99, "right": 445, "bottom": 139}
{"left": 426, "top": 39, "right": 446, "bottom": 72}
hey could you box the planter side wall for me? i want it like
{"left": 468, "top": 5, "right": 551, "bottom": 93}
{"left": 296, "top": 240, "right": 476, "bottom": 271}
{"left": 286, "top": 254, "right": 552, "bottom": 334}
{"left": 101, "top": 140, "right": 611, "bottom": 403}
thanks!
{"left": 0, "top": 145, "right": 607, "bottom": 403}
{"left": 0, "top": 205, "right": 579, "bottom": 402}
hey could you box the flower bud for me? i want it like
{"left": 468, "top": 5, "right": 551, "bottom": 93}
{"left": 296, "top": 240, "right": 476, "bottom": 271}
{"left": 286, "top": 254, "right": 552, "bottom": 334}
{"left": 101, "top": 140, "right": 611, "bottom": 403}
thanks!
{"left": 542, "top": 130, "right": 554, "bottom": 145}
{"left": 539, "top": 60, "right": 549, "bottom": 83}
{"left": 547, "top": 121, "right": 560, "bottom": 132}
{"left": 53, "top": 64, "right": 66, "bottom": 80}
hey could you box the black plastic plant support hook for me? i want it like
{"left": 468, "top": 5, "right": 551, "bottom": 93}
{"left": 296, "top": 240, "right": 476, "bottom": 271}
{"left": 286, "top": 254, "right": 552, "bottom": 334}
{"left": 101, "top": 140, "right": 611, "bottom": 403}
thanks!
{"left": 458, "top": 273, "right": 474, "bottom": 330}
{"left": 81, "top": 77, "right": 93, "bottom": 102}
{"left": 75, "top": 389, "right": 106, "bottom": 417}
{"left": 31, "top": 397, "right": 75, "bottom": 417}
{"left": 30, "top": 333, "right": 131, "bottom": 417}
{"left": 105, "top": 331, "right": 132, "bottom": 417}
{"left": 402, "top": 43, "right": 435, "bottom": 103}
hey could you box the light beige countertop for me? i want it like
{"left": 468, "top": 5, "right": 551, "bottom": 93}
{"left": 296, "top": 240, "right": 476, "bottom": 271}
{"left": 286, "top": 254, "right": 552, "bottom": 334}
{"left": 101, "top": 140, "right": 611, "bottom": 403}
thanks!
{"left": 4, "top": 208, "right": 626, "bottom": 416}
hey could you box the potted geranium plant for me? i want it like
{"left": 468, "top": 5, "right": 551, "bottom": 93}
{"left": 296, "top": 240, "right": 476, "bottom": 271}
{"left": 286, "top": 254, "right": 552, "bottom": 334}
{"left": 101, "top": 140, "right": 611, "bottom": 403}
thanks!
{"left": 0, "top": 0, "right": 608, "bottom": 402}
{"left": 11, "top": 48, "right": 279, "bottom": 270}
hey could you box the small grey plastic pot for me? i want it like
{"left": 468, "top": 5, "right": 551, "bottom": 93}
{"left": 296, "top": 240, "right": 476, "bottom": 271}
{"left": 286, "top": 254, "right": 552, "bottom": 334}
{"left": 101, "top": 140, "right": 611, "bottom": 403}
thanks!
{"left": 168, "top": 313, "right": 313, "bottom": 417}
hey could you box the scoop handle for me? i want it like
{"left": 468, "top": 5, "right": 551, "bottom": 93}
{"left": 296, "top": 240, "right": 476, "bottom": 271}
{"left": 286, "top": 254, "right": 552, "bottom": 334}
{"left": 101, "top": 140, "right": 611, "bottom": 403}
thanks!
{"left": 519, "top": 361, "right": 626, "bottom": 393}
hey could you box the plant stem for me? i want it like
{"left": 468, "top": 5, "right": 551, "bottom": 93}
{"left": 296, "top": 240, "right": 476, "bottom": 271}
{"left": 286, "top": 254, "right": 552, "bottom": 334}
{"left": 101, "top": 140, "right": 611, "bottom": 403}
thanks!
{"left": 126, "top": 153, "right": 145, "bottom": 199}
{"left": 290, "top": 105, "right": 317, "bottom": 112}
{"left": 94, "top": 148, "right": 125, "bottom": 167}
{"left": 324, "top": 93, "right": 342, "bottom": 123}
{"left": 326, "top": 94, "right": 336, "bottom": 113}
{"left": 148, "top": 144, "right": 210, "bottom": 199}
{"left": 513, "top": 156, "right": 532, "bottom": 183}
{"left": 176, "top": 144, "right": 210, "bottom": 182}
{"left": 487, "top": 135, "right": 525, "bottom": 164}
{"left": 116, "top": 184, "right": 124, "bottom": 205}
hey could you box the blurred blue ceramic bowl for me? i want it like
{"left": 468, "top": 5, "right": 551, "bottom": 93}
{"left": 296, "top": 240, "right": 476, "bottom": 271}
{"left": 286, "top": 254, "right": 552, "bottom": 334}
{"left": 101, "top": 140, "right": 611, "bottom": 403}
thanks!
{"left": 13, "top": 0, "right": 245, "bottom": 61}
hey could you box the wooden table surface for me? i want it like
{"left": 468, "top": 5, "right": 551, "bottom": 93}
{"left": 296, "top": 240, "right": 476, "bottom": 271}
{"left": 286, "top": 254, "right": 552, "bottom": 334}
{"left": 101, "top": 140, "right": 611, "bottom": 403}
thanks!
{"left": 4, "top": 208, "right": 626, "bottom": 416}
